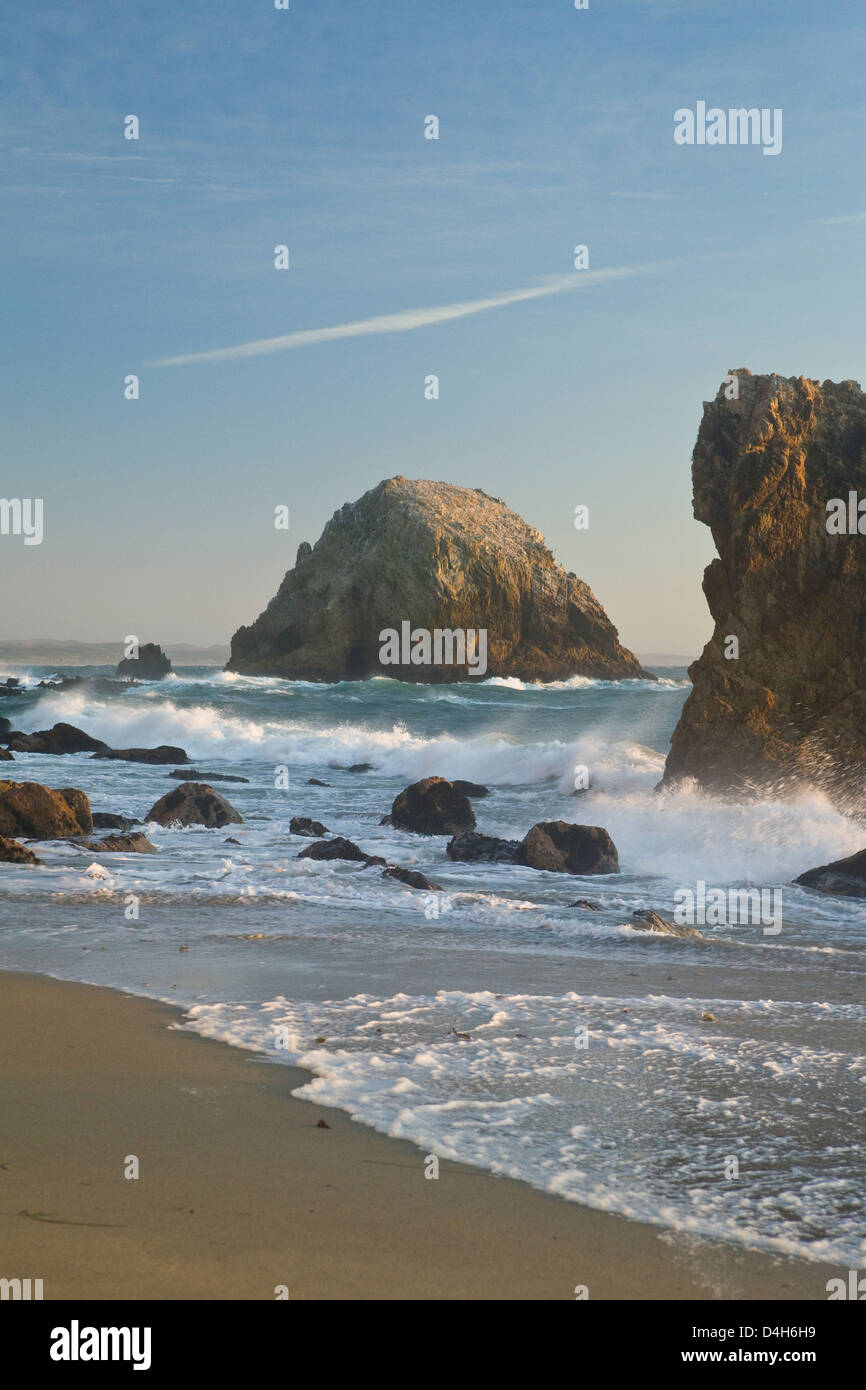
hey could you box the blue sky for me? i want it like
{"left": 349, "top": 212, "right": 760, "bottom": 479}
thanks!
{"left": 2, "top": 0, "right": 865, "bottom": 654}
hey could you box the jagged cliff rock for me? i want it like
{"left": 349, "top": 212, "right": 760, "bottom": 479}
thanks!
{"left": 663, "top": 370, "right": 866, "bottom": 809}
{"left": 228, "top": 477, "right": 648, "bottom": 682}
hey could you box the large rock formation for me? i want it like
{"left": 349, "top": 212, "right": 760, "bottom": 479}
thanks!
{"left": 228, "top": 477, "right": 648, "bottom": 682}
{"left": 115, "top": 643, "right": 171, "bottom": 680}
{"left": 0, "top": 780, "right": 92, "bottom": 838}
{"left": 663, "top": 371, "right": 866, "bottom": 811}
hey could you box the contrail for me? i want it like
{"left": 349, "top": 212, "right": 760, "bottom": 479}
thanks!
{"left": 150, "top": 267, "right": 637, "bottom": 367}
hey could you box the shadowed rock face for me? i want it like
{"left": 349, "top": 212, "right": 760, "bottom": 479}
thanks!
{"left": 228, "top": 477, "right": 649, "bottom": 683}
{"left": 0, "top": 781, "right": 92, "bottom": 838}
{"left": 663, "top": 371, "right": 866, "bottom": 812}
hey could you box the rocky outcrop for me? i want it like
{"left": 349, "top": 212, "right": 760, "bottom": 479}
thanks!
{"left": 8, "top": 723, "right": 107, "bottom": 755}
{"left": 447, "top": 821, "right": 619, "bottom": 874}
{"left": 795, "top": 848, "right": 866, "bottom": 897}
{"left": 290, "top": 816, "right": 329, "bottom": 837}
{"left": 518, "top": 822, "right": 619, "bottom": 875}
{"left": 0, "top": 748, "right": 12, "bottom": 760}
{"left": 382, "top": 865, "right": 442, "bottom": 890}
{"left": 92, "top": 812, "right": 138, "bottom": 831}
{"left": 0, "top": 780, "right": 92, "bottom": 838}
{"left": 145, "top": 783, "right": 242, "bottom": 828}
{"left": 94, "top": 746, "right": 188, "bottom": 765}
{"left": 228, "top": 477, "right": 649, "bottom": 682}
{"left": 631, "top": 908, "right": 701, "bottom": 939}
{"left": 382, "top": 777, "right": 476, "bottom": 836}
{"left": 451, "top": 780, "right": 489, "bottom": 798}
{"left": 115, "top": 643, "right": 171, "bottom": 680}
{"left": 663, "top": 371, "right": 866, "bottom": 811}
{"left": 298, "top": 837, "right": 383, "bottom": 864}
{"left": 447, "top": 830, "right": 520, "bottom": 863}
{"left": 86, "top": 832, "right": 157, "bottom": 854}
{"left": 0, "top": 835, "right": 42, "bottom": 865}
{"left": 168, "top": 769, "right": 249, "bottom": 783}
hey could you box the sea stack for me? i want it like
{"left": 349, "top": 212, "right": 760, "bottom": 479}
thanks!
{"left": 663, "top": 370, "right": 866, "bottom": 812}
{"left": 228, "top": 477, "right": 648, "bottom": 682}
{"left": 116, "top": 643, "right": 171, "bottom": 680}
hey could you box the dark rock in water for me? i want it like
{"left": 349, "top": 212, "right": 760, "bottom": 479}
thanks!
{"left": 0, "top": 780, "right": 92, "bottom": 838}
{"left": 224, "top": 837, "right": 240, "bottom": 845}
{"left": 0, "top": 834, "right": 42, "bottom": 865}
{"left": 86, "top": 832, "right": 156, "bottom": 854}
{"left": 446, "top": 830, "right": 520, "bottom": 864}
{"left": 571, "top": 899, "right": 601, "bottom": 910}
{"left": 290, "top": 816, "right": 329, "bottom": 837}
{"left": 795, "top": 848, "right": 866, "bottom": 897}
{"left": 298, "top": 836, "right": 373, "bottom": 863}
{"left": 37, "top": 675, "right": 140, "bottom": 695}
{"left": 0, "top": 717, "right": 11, "bottom": 734}
{"left": 383, "top": 777, "right": 476, "bottom": 836}
{"left": 228, "top": 476, "right": 650, "bottom": 683}
{"left": 451, "top": 780, "right": 489, "bottom": 798}
{"left": 9, "top": 722, "right": 108, "bottom": 755}
{"left": 94, "top": 746, "right": 188, "bottom": 765}
{"left": 0, "top": 748, "right": 12, "bottom": 760}
{"left": 92, "top": 812, "right": 138, "bottom": 831}
{"left": 115, "top": 642, "right": 171, "bottom": 680}
{"left": 306, "top": 778, "right": 329, "bottom": 786}
{"left": 518, "top": 822, "right": 619, "bottom": 875}
{"left": 382, "top": 865, "right": 442, "bottom": 891}
{"left": 145, "top": 783, "right": 242, "bottom": 828}
{"left": 348, "top": 762, "right": 373, "bottom": 773}
{"left": 631, "top": 908, "right": 701, "bottom": 939}
{"left": 167, "top": 768, "right": 248, "bottom": 783}
{"left": 0, "top": 679, "right": 22, "bottom": 698}
{"left": 663, "top": 371, "right": 866, "bottom": 813}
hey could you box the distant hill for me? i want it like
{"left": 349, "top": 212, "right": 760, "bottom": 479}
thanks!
{"left": 0, "top": 640, "right": 230, "bottom": 668}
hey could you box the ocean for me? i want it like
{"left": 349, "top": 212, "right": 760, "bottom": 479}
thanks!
{"left": 1, "top": 665, "right": 863, "bottom": 1265}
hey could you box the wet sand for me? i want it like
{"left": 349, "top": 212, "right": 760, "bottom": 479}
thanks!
{"left": 0, "top": 970, "right": 839, "bottom": 1300}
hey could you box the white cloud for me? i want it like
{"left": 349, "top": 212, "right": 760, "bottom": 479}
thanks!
{"left": 151, "top": 268, "right": 638, "bottom": 367}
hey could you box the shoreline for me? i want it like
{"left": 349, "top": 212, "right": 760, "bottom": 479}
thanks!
{"left": 0, "top": 968, "right": 842, "bottom": 1300}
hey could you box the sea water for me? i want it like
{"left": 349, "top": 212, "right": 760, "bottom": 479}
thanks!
{"left": 0, "top": 666, "right": 863, "bottom": 1265}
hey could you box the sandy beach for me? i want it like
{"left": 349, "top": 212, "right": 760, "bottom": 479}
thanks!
{"left": 0, "top": 969, "right": 841, "bottom": 1301}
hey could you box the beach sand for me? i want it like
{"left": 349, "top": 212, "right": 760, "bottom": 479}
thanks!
{"left": 0, "top": 970, "right": 839, "bottom": 1300}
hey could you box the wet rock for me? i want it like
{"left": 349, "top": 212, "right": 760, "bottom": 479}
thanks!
{"left": 795, "top": 848, "right": 866, "bottom": 898}
{"left": 224, "top": 837, "right": 240, "bottom": 845}
{"left": 451, "top": 780, "right": 489, "bottom": 798}
{"left": 382, "top": 865, "right": 442, "bottom": 890}
{"left": 0, "top": 780, "right": 92, "bottom": 838}
{"left": 571, "top": 899, "right": 601, "bottom": 910}
{"left": 290, "top": 816, "right": 329, "bottom": 837}
{"left": 298, "top": 837, "right": 376, "bottom": 863}
{"left": 446, "top": 830, "right": 520, "bottom": 863}
{"left": 167, "top": 768, "right": 248, "bottom": 783}
{"left": 0, "top": 748, "right": 12, "bottom": 760}
{"left": 0, "top": 834, "right": 42, "bottom": 865}
{"left": 92, "top": 812, "right": 138, "bottom": 831}
{"left": 115, "top": 642, "right": 171, "bottom": 680}
{"left": 145, "top": 783, "right": 243, "bottom": 828}
{"left": 348, "top": 762, "right": 373, "bottom": 773}
{"left": 8, "top": 723, "right": 108, "bottom": 755}
{"left": 631, "top": 908, "right": 702, "bottom": 939}
{"left": 383, "top": 777, "right": 476, "bottom": 836}
{"left": 86, "top": 832, "right": 157, "bottom": 854}
{"left": 518, "top": 822, "right": 619, "bottom": 875}
{"left": 93, "top": 746, "right": 188, "bottom": 765}
{"left": 306, "top": 778, "right": 329, "bottom": 786}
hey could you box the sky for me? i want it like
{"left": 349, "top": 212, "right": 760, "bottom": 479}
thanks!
{"left": 2, "top": 0, "right": 865, "bottom": 656}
